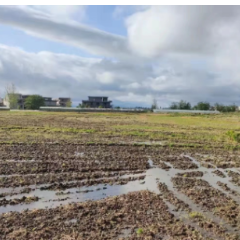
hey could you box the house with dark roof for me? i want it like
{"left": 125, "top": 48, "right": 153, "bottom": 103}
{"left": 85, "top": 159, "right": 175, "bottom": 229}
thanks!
{"left": 82, "top": 96, "right": 112, "bottom": 108}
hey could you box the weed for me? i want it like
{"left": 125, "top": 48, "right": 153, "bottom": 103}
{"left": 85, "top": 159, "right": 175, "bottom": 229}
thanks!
{"left": 226, "top": 130, "right": 240, "bottom": 143}
{"left": 136, "top": 228, "right": 143, "bottom": 235}
{"left": 188, "top": 212, "right": 203, "bottom": 219}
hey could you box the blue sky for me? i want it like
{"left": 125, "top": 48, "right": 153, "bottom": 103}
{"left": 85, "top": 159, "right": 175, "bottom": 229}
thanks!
{"left": 0, "top": 25, "right": 92, "bottom": 57}
{"left": 0, "top": 5, "right": 239, "bottom": 107}
{"left": 84, "top": 6, "right": 127, "bottom": 36}
{"left": 0, "top": 6, "right": 127, "bottom": 58}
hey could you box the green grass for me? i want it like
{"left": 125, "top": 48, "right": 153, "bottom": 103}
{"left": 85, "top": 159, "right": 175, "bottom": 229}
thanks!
{"left": 188, "top": 212, "right": 204, "bottom": 219}
{"left": 136, "top": 228, "right": 144, "bottom": 235}
{"left": 1, "top": 111, "right": 240, "bottom": 148}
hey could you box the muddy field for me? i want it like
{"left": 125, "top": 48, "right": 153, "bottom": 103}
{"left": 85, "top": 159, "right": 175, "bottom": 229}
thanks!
{"left": 1, "top": 111, "right": 240, "bottom": 239}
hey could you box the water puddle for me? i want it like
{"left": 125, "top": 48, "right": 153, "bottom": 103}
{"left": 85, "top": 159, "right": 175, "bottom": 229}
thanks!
{"left": 117, "top": 228, "right": 132, "bottom": 238}
{"left": 147, "top": 159, "right": 154, "bottom": 168}
{"left": 1, "top": 154, "right": 240, "bottom": 235}
{"left": 74, "top": 152, "right": 84, "bottom": 157}
{"left": 64, "top": 218, "right": 77, "bottom": 225}
{"left": 133, "top": 141, "right": 165, "bottom": 145}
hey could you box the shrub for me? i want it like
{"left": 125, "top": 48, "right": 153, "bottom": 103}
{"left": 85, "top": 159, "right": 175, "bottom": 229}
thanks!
{"left": 226, "top": 130, "right": 240, "bottom": 143}
{"left": 25, "top": 95, "right": 45, "bottom": 110}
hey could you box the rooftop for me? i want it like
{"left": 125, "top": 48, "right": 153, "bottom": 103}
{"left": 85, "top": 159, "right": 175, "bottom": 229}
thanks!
{"left": 88, "top": 96, "right": 108, "bottom": 98}
{"left": 83, "top": 100, "right": 112, "bottom": 102}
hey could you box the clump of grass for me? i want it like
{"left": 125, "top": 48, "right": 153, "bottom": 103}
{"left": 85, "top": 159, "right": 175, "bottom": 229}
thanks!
{"left": 188, "top": 212, "right": 203, "bottom": 219}
{"left": 136, "top": 228, "right": 143, "bottom": 235}
{"left": 226, "top": 130, "right": 240, "bottom": 143}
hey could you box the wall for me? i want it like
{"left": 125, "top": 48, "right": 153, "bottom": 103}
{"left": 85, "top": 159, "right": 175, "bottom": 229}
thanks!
{"left": 44, "top": 100, "right": 57, "bottom": 107}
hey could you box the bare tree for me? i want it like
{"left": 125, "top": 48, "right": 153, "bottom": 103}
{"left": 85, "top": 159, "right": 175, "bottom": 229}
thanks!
{"left": 5, "top": 83, "right": 18, "bottom": 109}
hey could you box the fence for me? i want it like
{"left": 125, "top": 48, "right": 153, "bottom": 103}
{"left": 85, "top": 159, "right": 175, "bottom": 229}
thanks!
{"left": 39, "top": 107, "right": 147, "bottom": 113}
{"left": 153, "top": 109, "right": 220, "bottom": 114}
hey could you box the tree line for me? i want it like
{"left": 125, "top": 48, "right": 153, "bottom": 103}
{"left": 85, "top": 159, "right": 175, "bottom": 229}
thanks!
{"left": 169, "top": 100, "right": 238, "bottom": 112}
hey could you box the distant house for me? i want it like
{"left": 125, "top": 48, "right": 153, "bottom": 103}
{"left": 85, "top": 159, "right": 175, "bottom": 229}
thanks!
{"left": 44, "top": 97, "right": 57, "bottom": 107}
{"left": 20, "top": 95, "right": 57, "bottom": 108}
{"left": 55, "top": 98, "right": 71, "bottom": 107}
{"left": 82, "top": 96, "right": 112, "bottom": 108}
{"left": 4, "top": 94, "right": 71, "bottom": 109}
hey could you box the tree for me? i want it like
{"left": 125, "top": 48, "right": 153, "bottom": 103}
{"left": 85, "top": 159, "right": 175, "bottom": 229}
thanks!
{"left": 170, "top": 102, "right": 178, "bottom": 109}
{"left": 194, "top": 102, "right": 211, "bottom": 110}
{"left": 77, "top": 104, "right": 84, "bottom": 108}
{"left": 179, "top": 100, "right": 191, "bottom": 110}
{"left": 66, "top": 100, "right": 72, "bottom": 107}
{"left": 25, "top": 95, "right": 45, "bottom": 110}
{"left": 5, "top": 83, "right": 19, "bottom": 109}
{"left": 170, "top": 100, "right": 191, "bottom": 110}
{"left": 215, "top": 103, "right": 237, "bottom": 112}
{"left": 151, "top": 98, "right": 158, "bottom": 110}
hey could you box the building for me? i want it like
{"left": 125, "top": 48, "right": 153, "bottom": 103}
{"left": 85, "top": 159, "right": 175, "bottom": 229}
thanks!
{"left": 4, "top": 94, "right": 70, "bottom": 109}
{"left": 55, "top": 98, "right": 71, "bottom": 107}
{"left": 44, "top": 97, "right": 57, "bottom": 107}
{"left": 82, "top": 96, "right": 112, "bottom": 108}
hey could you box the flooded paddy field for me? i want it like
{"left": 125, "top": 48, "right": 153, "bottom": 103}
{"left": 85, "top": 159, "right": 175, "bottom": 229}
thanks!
{"left": 1, "top": 112, "right": 240, "bottom": 239}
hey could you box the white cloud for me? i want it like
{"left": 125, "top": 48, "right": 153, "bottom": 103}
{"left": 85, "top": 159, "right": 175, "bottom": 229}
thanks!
{"left": 115, "top": 92, "right": 153, "bottom": 104}
{"left": 29, "top": 5, "right": 87, "bottom": 20}
{"left": 0, "top": 60, "right": 3, "bottom": 72}
{"left": 126, "top": 82, "right": 141, "bottom": 89}
{"left": 0, "top": 6, "right": 133, "bottom": 61}
{"left": 126, "top": 6, "right": 240, "bottom": 57}
{"left": 96, "top": 72, "right": 115, "bottom": 84}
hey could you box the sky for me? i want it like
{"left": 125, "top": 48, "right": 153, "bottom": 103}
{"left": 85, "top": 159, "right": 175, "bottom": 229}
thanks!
{"left": 0, "top": 5, "right": 240, "bottom": 107}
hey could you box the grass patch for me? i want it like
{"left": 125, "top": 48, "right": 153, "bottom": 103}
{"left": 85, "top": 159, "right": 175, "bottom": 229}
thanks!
{"left": 226, "top": 130, "right": 240, "bottom": 143}
{"left": 188, "top": 212, "right": 204, "bottom": 219}
{"left": 136, "top": 228, "right": 144, "bottom": 235}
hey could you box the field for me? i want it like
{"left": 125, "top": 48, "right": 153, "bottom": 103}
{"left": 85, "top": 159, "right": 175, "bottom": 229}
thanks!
{"left": 1, "top": 111, "right": 240, "bottom": 239}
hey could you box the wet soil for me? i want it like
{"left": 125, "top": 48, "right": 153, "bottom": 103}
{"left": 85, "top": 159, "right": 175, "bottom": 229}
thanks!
{"left": 176, "top": 171, "right": 204, "bottom": 178}
{"left": 2, "top": 190, "right": 231, "bottom": 240}
{"left": 1, "top": 144, "right": 240, "bottom": 238}
{"left": 0, "top": 196, "right": 39, "bottom": 206}
{"left": 212, "top": 169, "right": 226, "bottom": 178}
